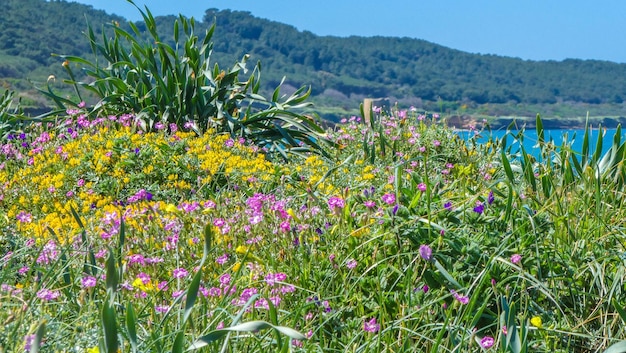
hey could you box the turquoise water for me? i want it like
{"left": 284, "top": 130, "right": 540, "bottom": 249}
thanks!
{"left": 458, "top": 128, "right": 621, "bottom": 159}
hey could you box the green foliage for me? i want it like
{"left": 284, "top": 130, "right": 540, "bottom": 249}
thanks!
{"left": 41, "top": 0, "right": 332, "bottom": 158}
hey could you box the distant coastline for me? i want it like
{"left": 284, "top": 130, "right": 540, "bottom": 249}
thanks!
{"left": 446, "top": 115, "right": 626, "bottom": 130}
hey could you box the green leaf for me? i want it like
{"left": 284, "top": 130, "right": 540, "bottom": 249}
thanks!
{"left": 501, "top": 135, "right": 515, "bottom": 183}
{"left": 433, "top": 259, "right": 462, "bottom": 289}
{"left": 187, "top": 321, "right": 306, "bottom": 350}
{"left": 613, "top": 299, "right": 626, "bottom": 324}
{"left": 105, "top": 248, "right": 118, "bottom": 293}
{"left": 603, "top": 341, "right": 626, "bottom": 353}
{"left": 535, "top": 113, "right": 544, "bottom": 146}
{"left": 172, "top": 331, "right": 185, "bottom": 353}
{"left": 126, "top": 303, "right": 138, "bottom": 352}
{"left": 183, "top": 266, "right": 203, "bottom": 323}
{"left": 102, "top": 299, "right": 119, "bottom": 353}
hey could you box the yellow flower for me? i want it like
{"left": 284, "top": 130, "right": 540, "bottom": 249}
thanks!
{"left": 86, "top": 347, "right": 99, "bottom": 353}
{"left": 530, "top": 316, "right": 542, "bottom": 328}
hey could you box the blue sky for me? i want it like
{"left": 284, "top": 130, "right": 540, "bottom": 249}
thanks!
{"left": 72, "top": 0, "right": 626, "bottom": 63}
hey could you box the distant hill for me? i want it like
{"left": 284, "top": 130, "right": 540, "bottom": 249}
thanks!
{"left": 2, "top": 0, "right": 626, "bottom": 122}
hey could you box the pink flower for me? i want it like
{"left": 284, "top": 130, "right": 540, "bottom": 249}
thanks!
{"left": 363, "top": 317, "right": 380, "bottom": 333}
{"left": 418, "top": 183, "right": 427, "bottom": 192}
{"left": 81, "top": 276, "right": 97, "bottom": 288}
{"left": 480, "top": 336, "right": 495, "bottom": 348}
{"left": 346, "top": 259, "right": 357, "bottom": 269}
{"left": 172, "top": 268, "right": 188, "bottom": 279}
{"left": 16, "top": 211, "right": 32, "bottom": 223}
{"left": 36, "top": 288, "right": 60, "bottom": 301}
{"left": 510, "top": 254, "right": 522, "bottom": 264}
{"left": 450, "top": 289, "right": 469, "bottom": 305}
{"left": 381, "top": 193, "right": 396, "bottom": 205}
{"left": 328, "top": 196, "right": 345, "bottom": 211}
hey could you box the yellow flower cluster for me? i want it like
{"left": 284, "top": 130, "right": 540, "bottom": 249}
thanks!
{"left": 1, "top": 124, "right": 275, "bottom": 242}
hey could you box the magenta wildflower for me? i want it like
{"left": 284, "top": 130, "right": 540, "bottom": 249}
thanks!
{"left": 216, "top": 253, "right": 229, "bottom": 265}
{"left": 381, "top": 193, "right": 396, "bottom": 205}
{"left": 81, "top": 276, "right": 97, "bottom": 288}
{"left": 172, "top": 268, "right": 188, "bottom": 279}
{"left": 155, "top": 305, "right": 170, "bottom": 313}
{"left": 364, "top": 200, "right": 376, "bottom": 208}
{"left": 418, "top": 183, "right": 427, "bottom": 192}
{"left": 24, "top": 334, "right": 36, "bottom": 351}
{"left": 279, "top": 220, "right": 291, "bottom": 232}
{"left": 265, "top": 272, "right": 287, "bottom": 286}
{"left": 16, "top": 211, "right": 32, "bottom": 223}
{"left": 346, "top": 259, "right": 357, "bottom": 269}
{"left": 511, "top": 254, "right": 522, "bottom": 264}
{"left": 137, "top": 272, "right": 151, "bottom": 284}
{"left": 36, "top": 288, "right": 60, "bottom": 301}
{"left": 450, "top": 289, "right": 469, "bottom": 304}
{"left": 480, "top": 336, "right": 495, "bottom": 348}
{"left": 36, "top": 240, "right": 59, "bottom": 265}
{"left": 219, "top": 273, "right": 231, "bottom": 287}
{"left": 363, "top": 317, "right": 380, "bottom": 333}
{"left": 328, "top": 196, "right": 345, "bottom": 211}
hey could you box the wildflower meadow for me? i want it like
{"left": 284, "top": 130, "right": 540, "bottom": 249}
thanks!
{"left": 3, "top": 2, "right": 626, "bottom": 352}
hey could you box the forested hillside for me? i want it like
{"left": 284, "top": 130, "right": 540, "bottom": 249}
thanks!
{"left": 2, "top": 0, "right": 626, "bottom": 120}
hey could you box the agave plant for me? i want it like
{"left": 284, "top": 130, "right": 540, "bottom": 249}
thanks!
{"left": 41, "top": 0, "right": 333, "bottom": 159}
{"left": 0, "top": 90, "right": 25, "bottom": 140}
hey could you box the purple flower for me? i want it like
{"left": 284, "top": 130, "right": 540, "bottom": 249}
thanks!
{"left": 36, "top": 288, "right": 60, "bottom": 301}
{"left": 364, "top": 200, "right": 376, "bottom": 208}
{"left": 444, "top": 201, "right": 453, "bottom": 211}
{"left": 216, "top": 253, "right": 229, "bottom": 265}
{"left": 480, "top": 336, "right": 495, "bottom": 348}
{"left": 450, "top": 289, "right": 469, "bottom": 305}
{"left": 419, "top": 244, "right": 433, "bottom": 261}
{"left": 37, "top": 240, "right": 59, "bottom": 265}
{"left": 487, "top": 191, "right": 495, "bottom": 205}
{"left": 510, "top": 254, "right": 522, "bottom": 264}
{"left": 16, "top": 211, "right": 32, "bottom": 223}
{"left": 418, "top": 183, "right": 427, "bottom": 192}
{"left": 155, "top": 305, "right": 170, "bottom": 313}
{"left": 473, "top": 202, "right": 485, "bottom": 214}
{"left": 172, "top": 268, "right": 188, "bottom": 279}
{"left": 81, "top": 276, "right": 97, "bottom": 288}
{"left": 346, "top": 259, "right": 357, "bottom": 269}
{"left": 24, "top": 335, "right": 36, "bottom": 351}
{"left": 381, "top": 193, "right": 396, "bottom": 205}
{"left": 328, "top": 196, "right": 345, "bottom": 211}
{"left": 363, "top": 317, "right": 380, "bottom": 333}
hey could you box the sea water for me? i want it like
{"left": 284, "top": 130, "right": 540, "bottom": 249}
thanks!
{"left": 457, "top": 128, "right": 621, "bottom": 160}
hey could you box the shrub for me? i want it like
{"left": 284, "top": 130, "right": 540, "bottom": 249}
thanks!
{"left": 41, "top": 0, "right": 333, "bottom": 159}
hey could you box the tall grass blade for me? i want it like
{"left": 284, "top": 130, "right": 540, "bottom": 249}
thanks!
{"left": 102, "top": 298, "right": 119, "bottom": 353}
{"left": 29, "top": 322, "right": 46, "bottom": 353}
{"left": 126, "top": 303, "right": 138, "bottom": 352}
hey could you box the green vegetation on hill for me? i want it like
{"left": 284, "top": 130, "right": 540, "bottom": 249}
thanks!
{"left": 3, "top": 0, "right": 626, "bottom": 122}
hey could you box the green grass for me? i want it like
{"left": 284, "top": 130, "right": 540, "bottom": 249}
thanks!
{"left": 2, "top": 106, "right": 626, "bottom": 352}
